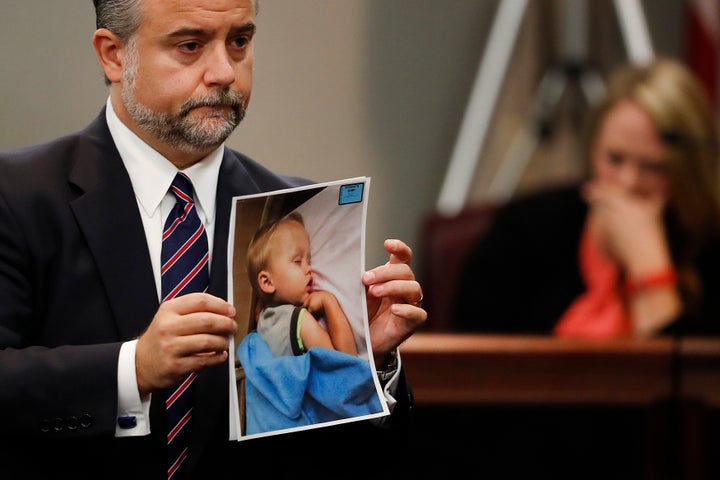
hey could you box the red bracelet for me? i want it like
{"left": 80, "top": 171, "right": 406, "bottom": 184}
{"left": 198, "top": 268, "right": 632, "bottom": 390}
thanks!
{"left": 624, "top": 268, "right": 678, "bottom": 296}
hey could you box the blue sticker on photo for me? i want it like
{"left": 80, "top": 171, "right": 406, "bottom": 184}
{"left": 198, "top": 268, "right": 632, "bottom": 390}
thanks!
{"left": 338, "top": 183, "right": 364, "bottom": 205}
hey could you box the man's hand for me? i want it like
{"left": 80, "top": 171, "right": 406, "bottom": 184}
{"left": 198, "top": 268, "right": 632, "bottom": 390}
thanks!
{"left": 363, "top": 239, "right": 427, "bottom": 364}
{"left": 135, "top": 292, "right": 237, "bottom": 395}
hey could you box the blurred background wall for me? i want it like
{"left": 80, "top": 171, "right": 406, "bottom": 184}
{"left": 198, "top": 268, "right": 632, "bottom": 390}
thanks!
{"left": 0, "top": 0, "right": 685, "bottom": 270}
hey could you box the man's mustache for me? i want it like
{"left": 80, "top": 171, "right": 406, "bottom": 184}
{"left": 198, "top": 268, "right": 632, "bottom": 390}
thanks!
{"left": 180, "top": 91, "right": 244, "bottom": 117}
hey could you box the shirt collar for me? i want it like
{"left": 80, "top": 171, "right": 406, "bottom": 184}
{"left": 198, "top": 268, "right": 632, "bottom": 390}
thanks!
{"left": 104, "top": 97, "right": 223, "bottom": 223}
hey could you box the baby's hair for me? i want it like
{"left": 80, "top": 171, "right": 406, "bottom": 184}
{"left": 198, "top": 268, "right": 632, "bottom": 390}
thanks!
{"left": 246, "top": 211, "right": 305, "bottom": 301}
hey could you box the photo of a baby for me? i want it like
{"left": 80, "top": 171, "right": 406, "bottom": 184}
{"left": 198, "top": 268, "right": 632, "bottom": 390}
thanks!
{"left": 227, "top": 177, "right": 387, "bottom": 440}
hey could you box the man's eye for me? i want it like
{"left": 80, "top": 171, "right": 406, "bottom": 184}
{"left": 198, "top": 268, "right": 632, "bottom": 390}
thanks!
{"left": 231, "top": 36, "right": 249, "bottom": 48}
{"left": 180, "top": 42, "right": 200, "bottom": 52}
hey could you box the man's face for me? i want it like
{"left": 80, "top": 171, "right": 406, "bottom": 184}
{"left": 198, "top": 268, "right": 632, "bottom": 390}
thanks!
{"left": 119, "top": 0, "right": 256, "bottom": 159}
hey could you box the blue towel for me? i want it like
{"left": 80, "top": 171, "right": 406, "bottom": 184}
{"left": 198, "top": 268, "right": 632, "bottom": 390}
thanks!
{"left": 237, "top": 331, "right": 383, "bottom": 435}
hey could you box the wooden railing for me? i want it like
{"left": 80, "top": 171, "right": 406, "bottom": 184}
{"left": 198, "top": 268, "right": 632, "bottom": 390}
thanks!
{"left": 398, "top": 333, "right": 720, "bottom": 479}
{"left": 400, "top": 333, "right": 677, "bottom": 405}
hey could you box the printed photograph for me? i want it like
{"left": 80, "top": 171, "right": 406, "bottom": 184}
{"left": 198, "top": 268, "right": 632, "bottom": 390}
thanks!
{"left": 227, "top": 177, "right": 388, "bottom": 440}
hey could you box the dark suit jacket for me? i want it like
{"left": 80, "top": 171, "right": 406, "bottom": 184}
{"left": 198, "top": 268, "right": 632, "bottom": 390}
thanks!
{"left": 454, "top": 184, "right": 720, "bottom": 335}
{"left": 0, "top": 110, "right": 411, "bottom": 479}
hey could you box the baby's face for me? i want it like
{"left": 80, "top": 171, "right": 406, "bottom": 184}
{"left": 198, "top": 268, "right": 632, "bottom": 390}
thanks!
{"left": 266, "top": 220, "right": 313, "bottom": 305}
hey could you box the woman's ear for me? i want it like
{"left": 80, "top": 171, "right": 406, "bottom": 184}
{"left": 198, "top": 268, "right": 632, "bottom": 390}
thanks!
{"left": 258, "top": 271, "right": 275, "bottom": 295}
{"left": 92, "top": 28, "right": 125, "bottom": 84}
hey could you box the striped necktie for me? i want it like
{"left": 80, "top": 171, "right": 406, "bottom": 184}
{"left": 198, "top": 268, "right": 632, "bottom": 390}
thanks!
{"left": 162, "top": 172, "right": 210, "bottom": 479}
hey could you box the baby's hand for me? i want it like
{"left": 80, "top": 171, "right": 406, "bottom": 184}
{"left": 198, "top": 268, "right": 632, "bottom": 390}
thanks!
{"left": 303, "top": 290, "right": 338, "bottom": 316}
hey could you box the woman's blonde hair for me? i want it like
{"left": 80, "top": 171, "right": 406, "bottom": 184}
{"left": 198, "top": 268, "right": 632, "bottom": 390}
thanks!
{"left": 585, "top": 57, "right": 720, "bottom": 304}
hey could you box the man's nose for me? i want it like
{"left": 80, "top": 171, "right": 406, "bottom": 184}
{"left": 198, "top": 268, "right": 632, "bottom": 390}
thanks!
{"left": 203, "top": 45, "right": 236, "bottom": 87}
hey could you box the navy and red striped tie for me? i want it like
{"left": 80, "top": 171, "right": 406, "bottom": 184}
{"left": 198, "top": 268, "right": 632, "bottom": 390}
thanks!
{"left": 161, "top": 172, "right": 209, "bottom": 479}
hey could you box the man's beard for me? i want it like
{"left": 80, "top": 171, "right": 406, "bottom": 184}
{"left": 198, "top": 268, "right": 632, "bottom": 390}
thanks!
{"left": 121, "top": 42, "right": 246, "bottom": 154}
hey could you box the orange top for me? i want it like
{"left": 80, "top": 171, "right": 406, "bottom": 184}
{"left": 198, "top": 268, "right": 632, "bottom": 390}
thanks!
{"left": 554, "top": 226, "right": 632, "bottom": 339}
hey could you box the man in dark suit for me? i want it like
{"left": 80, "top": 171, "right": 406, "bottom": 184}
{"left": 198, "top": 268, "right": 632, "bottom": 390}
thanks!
{"left": 0, "top": 1, "right": 426, "bottom": 478}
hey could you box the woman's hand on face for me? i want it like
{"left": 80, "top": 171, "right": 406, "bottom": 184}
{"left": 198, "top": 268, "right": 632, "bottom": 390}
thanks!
{"left": 583, "top": 180, "right": 671, "bottom": 271}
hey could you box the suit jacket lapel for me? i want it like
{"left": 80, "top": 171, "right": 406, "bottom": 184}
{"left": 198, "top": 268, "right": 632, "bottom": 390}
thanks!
{"left": 69, "top": 113, "right": 159, "bottom": 341}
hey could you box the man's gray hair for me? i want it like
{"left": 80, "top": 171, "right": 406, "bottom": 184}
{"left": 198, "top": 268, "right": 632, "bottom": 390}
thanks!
{"left": 93, "top": 0, "right": 142, "bottom": 43}
{"left": 93, "top": 0, "right": 259, "bottom": 42}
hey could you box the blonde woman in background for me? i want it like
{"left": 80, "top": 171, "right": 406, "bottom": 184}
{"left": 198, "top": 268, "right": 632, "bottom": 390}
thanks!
{"left": 456, "top": 57, "right": 720, "bottom": 338}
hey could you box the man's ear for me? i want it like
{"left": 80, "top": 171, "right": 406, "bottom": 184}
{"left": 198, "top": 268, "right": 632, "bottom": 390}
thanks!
{"left": 92, "top": 28, "right": 125, "bottom": 84}
{"left": 258, "top": 271, "right": 275, "bottom": 295}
